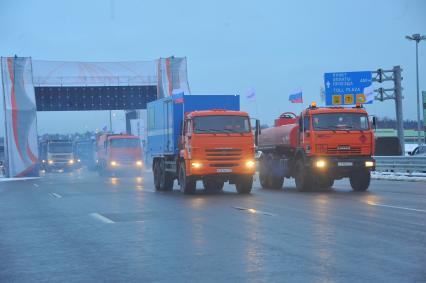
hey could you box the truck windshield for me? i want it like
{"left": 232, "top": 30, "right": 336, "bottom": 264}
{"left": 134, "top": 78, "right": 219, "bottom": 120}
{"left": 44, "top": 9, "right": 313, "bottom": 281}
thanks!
{"left": 48, "top": 143, "right": 73, "bottom": 153}
{"left": 194, "top": 115, "right": 250, "bottom": 134}
{"left": 110, "top": 138, "right": 140, "bottom": 148}
{"left": 312, "top": 113, "right": 369, "bottom": 131}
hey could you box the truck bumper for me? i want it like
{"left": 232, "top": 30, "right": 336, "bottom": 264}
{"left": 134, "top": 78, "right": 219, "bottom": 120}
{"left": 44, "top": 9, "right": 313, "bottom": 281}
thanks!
{"left": 188, "top": 161, "right": 256, "bottom": 179}
{"left": 107, "top": 163, "right": 144, "bottom": 172}
{"left": 47, "top": 162, "right": 74, "bottom": 169}
{"left": 306, "top": 156, "right": 375, "bottom": 179}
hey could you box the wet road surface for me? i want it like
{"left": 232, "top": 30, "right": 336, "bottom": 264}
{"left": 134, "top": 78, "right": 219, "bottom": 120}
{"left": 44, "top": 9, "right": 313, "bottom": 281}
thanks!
{"left": 1, "top": 169, "right": 425, "bottom": 282}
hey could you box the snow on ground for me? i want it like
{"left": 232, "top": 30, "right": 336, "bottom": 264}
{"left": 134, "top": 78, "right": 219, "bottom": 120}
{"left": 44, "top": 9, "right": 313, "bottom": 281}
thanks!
{"left": 372, "top": 171, "right": 426, "bottom": 182}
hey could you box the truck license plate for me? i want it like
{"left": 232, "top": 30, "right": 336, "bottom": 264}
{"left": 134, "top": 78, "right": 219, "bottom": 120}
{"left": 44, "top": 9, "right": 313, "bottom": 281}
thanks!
{"left": 217, "top": 168, "right": 232, "bottom": 173}
{"left": 338, "top": 162, "right": 353, "bottom": 167}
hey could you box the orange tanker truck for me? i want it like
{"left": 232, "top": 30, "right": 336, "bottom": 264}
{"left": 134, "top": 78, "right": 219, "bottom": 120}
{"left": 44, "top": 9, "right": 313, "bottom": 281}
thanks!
{"left": 147, "top": 93, "right": 260, "bottom": 194}
{"left": 258, "top": 103, "right": 375, "bottom": 191}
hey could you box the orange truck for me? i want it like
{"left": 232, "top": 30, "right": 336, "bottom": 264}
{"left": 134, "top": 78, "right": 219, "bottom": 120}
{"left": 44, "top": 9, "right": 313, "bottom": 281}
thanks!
{"left": 258, "top": 103, "right": 375, "bottom": 191}
{"left": 96, "top": 133, "right": 143, "bottom": 176}
{"left": 147, "top": 94, "right": 260, "bottom": 194}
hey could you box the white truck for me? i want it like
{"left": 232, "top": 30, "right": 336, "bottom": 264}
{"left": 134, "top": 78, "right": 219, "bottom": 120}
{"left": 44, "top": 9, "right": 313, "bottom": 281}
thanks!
{"left": 46, "top": 140, "right": 75, "bottom": 172}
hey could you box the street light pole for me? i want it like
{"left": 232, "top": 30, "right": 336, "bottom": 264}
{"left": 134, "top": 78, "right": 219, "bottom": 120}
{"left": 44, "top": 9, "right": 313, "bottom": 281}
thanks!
{"left": 406, "top": 33, "right": 426, "bottom": 145}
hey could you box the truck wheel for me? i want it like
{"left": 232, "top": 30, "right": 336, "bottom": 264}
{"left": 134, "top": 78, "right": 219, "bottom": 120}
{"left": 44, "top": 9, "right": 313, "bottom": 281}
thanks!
{"left": 259, "top": 154, "right": 283, "bottom": 189}
{"left": 153, "top": 161, "right": 161, "bottom": 190}
{"left": 179, "top": 162, "right": 196, "bottom": 194}
{"left": 98, "top": 166, "right": 105, "bottom": 176}
{"left": 350, "top": 170, "right": 370, "bottom": 192}
{"left": 159, "top": 159, "right": 174, "bottom": 191}
{"left": 259, "top": 156, "right": 269, "bottom": 188}
{"left": 235, "top": 175, "right": 253, "bottom": 194}
{"left": 203, "top": 180, "right": 224, "bottom": 192}
{"left": 259, "top": 171, "right": 269, "bottom": 188}
{"left": 294, "top": 160, "right": 313, "bottom": 192}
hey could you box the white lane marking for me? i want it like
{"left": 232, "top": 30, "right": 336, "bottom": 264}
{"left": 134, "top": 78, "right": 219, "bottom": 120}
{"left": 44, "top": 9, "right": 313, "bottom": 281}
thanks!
{"left": 33, "top": 183, "right": 39, "bottom": 188}
{"left": 90, "top": 213, "right": 115, "bottom": 224}
{"left": 50, "top": 192, "right": 62, "bottom": 198}
{"left": 367, "top": 202, "right": 426, "bottom": 213}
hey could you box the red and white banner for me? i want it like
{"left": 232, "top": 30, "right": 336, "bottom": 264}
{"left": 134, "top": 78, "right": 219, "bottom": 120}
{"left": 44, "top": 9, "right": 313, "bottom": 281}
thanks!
{"left": 157, "top": 57, "right": 191, "bottom": 98}
{"left": 1, "top": 57, "right": 38, "bottom": 177}
{"left": 32, "top": 60, "right": 157, "bottom": 86}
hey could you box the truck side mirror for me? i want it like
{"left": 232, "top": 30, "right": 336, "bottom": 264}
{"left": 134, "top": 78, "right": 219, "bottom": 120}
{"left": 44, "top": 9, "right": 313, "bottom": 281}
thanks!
{"left": 255, "top": 119, "right": 261, "bottom": 146}
{"left": 256, "top": 119, "right": 261, "bottom": 135}
{"left": 370, "top": 116, "right": 377, "bottom": 130}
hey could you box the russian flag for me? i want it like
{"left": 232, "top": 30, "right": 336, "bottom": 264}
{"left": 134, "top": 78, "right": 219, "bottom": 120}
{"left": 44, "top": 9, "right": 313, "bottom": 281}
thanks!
{"left": 173, "top": 90, "right": 185, "bottom": 104}
{"left": 289, "top": 90, "right": 303, "bottom": 104}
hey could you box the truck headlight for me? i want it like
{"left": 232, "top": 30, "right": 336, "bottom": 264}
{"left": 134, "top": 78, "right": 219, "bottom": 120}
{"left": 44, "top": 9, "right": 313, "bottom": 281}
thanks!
{"left": 68, "top": 159, "right": 74, "bottom": 164}
{"left": 42, "top": 160, "right": 46, "bottom": 163}
{"left": 315, "top": 160, "right": 326, "bottom": 168}
{"left": 191, "top": 162, "right": 202, "bottom": 168}
{"left": 245, "top": 160, "right": 255, "bottom": 168}
{"left": 48, "top": 160, "right": 53, "bottom": 165}
{"left": 110, "top": 161, "right": 118, "bottom": 167}
{"left": 136, "top": 160, "right": 143, "bottom": 167}
{"left": 365, "top": 161, "right": 374, "bottom": 167}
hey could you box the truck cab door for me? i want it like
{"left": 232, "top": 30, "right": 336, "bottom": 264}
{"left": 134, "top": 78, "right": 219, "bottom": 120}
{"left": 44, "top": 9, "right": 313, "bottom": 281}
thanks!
{"left": 298, "top": 116, "right": 310, "bottom": 146}
{"left": 184, "top": 119, "right": 193, "bottom": 159}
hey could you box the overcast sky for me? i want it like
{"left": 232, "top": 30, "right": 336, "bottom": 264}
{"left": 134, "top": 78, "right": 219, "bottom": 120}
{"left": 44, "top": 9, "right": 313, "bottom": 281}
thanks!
{"left": 1, "top": 0, "right": 425, "bottom": 134}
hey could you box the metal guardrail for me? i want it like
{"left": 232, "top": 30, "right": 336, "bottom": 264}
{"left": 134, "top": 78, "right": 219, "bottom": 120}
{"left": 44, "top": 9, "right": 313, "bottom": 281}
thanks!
{"left": 374, "top": 156, "right": 426, "bottom": 173}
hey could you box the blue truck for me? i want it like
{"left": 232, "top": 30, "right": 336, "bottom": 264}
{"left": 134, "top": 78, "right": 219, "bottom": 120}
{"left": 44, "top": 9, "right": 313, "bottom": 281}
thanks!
{"left": 147, "top": 93, "right": 260, "bottom": 194}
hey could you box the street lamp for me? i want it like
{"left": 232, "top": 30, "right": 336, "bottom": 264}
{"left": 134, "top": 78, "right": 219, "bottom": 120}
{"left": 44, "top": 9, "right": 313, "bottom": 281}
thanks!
{"left": 406, "top": 33, "right": 426, "bottom": 145}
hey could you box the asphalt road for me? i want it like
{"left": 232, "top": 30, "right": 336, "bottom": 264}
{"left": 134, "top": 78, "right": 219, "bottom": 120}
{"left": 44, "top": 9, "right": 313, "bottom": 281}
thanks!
{"left": 0, "top": 168, "right": 425, "bottom": 283}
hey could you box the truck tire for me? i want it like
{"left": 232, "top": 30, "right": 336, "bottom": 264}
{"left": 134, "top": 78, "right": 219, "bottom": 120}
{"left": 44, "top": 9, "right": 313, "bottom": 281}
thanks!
{"left": 259, "top": 170, "right": 269, "bottom": 189}
{"left": 350, "top": 170, "right": 370, "bottom": 192}
{"left": 203, "top": 180, "right": 224, "bottom": 192}
{"left": 235, "top": 175, "right": 253, "bottom": 194}
{"left": 294, "top": 159, "right": 313, "bottom": 192}
{"left": 159, "top": 159, "right": 174, "bottom": 191}
{"left": 98, "top": 166, "right": 105, "bottom": 176}
{"left": 153, "top": 161, "right": 161, "bottom": 190}
{"left": 179, "top": 162, "right": 196, "bottom": 194}
{"left": 259, "top": 155, "right": 269, "bottom": 188}
{"left": 259, "top": 154, "right": 284, "bottom": 189}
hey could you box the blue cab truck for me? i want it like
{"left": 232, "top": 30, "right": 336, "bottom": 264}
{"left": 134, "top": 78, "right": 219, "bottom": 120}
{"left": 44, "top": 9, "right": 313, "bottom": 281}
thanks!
{"left": 147, "top": 93, "right": 260, "bottom": 194}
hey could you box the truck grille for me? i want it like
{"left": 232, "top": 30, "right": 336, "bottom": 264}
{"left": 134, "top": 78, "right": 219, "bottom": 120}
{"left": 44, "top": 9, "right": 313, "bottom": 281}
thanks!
{"left": 209, "top": 163, "right": 238, "bottom": 167}
{"left": 205, "top": 149, "right": 242, "bottom": 162}
{"left": 327, "top": 146, "right": 361, "bottom": 155}
{"left": 52, "top": 154, "right": 71, "bottom": 159}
